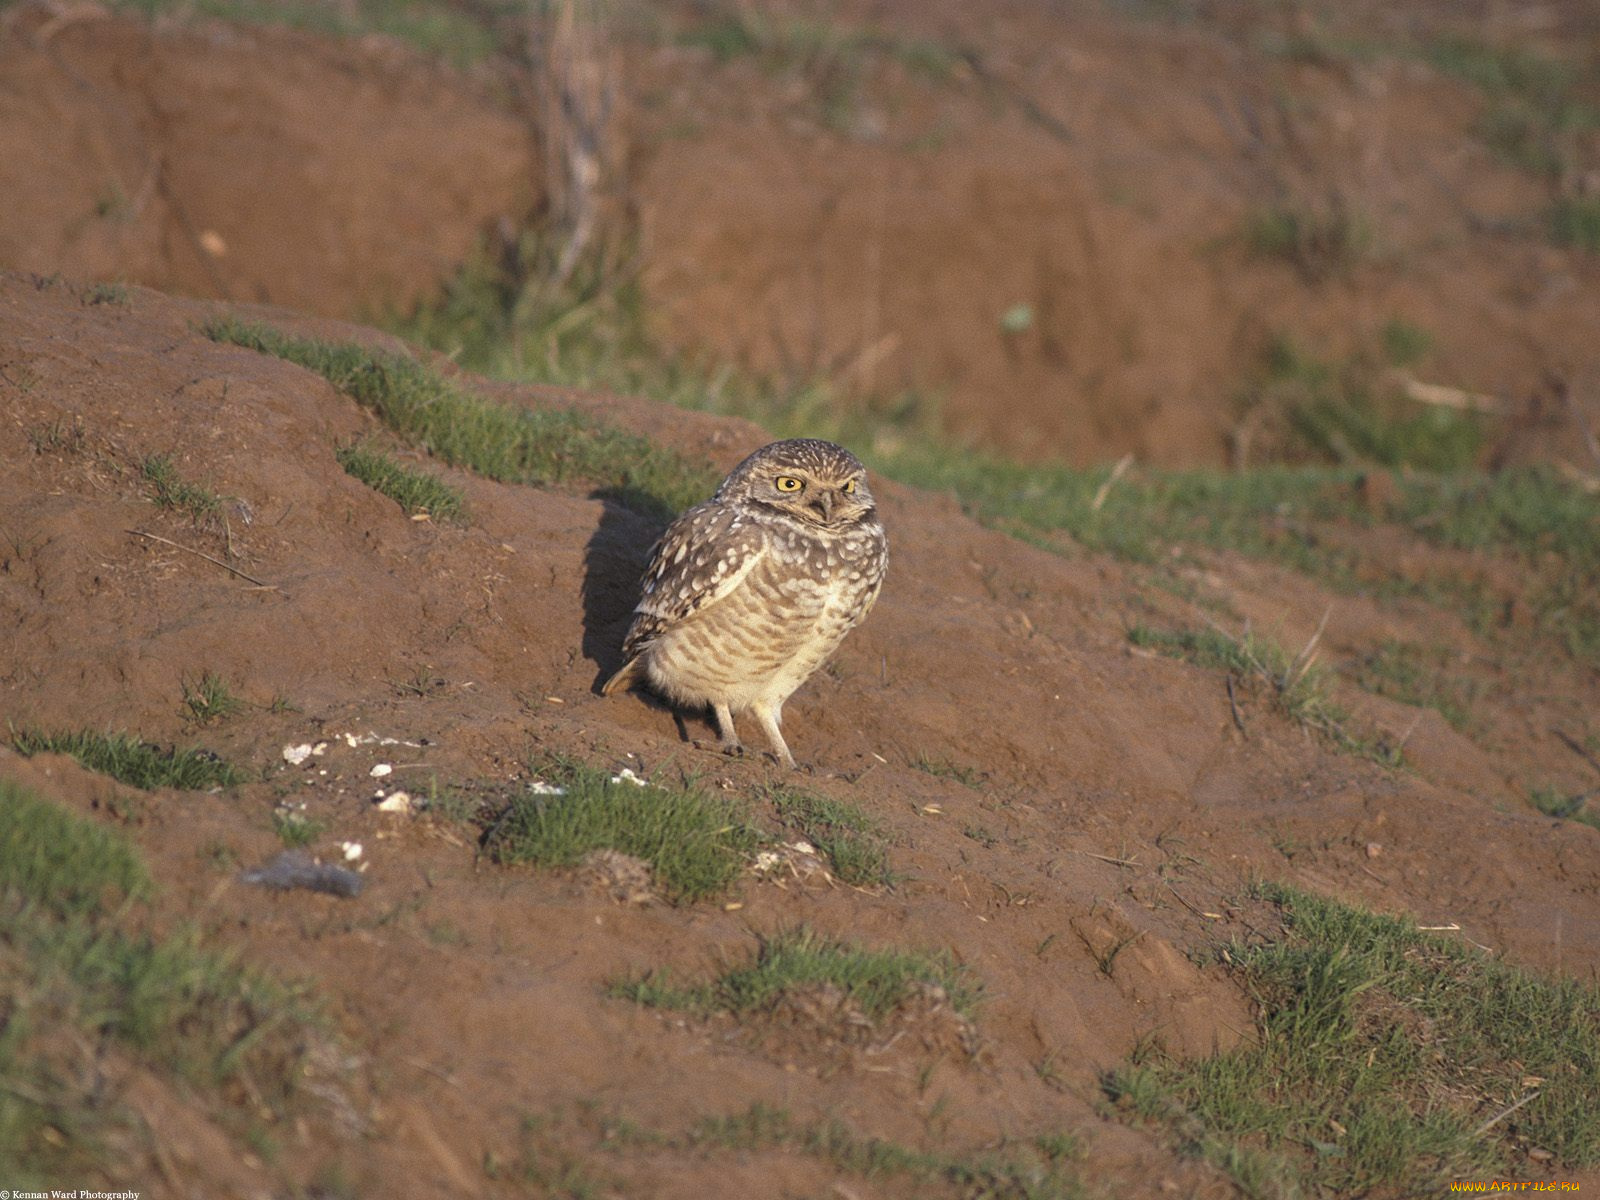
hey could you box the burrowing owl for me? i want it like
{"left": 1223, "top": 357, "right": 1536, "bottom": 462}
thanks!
{"left": 602, "top": 438, "right": 888, "bottom": 768}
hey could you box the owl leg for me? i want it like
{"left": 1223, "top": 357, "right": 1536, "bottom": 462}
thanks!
{"left": 711, "top": 703, "right": 744, "bottom": 757}
{"left": 750, "top": 701, "right": 797, "bottom": 770}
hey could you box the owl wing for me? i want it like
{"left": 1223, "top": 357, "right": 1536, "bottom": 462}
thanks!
{"left": 602, "top": 503, "right": 770, "bottom": 693}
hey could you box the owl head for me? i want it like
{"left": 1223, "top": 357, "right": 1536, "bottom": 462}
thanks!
{"left": 717, "top": 438, "right": 878, "bottom": 527}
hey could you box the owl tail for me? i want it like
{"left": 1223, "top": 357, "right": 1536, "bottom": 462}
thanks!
{"left": 601, "top": 655, "right": 644, "bottom": 696}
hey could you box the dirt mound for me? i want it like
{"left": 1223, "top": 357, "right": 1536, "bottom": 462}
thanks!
{"left": 3, "top": 271, "right": 1598, "bottom": 1193}
{"left": 0, "top": 4, "right": 537, "bottom": 317}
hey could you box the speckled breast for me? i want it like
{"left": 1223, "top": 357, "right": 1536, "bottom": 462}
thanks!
{"left": 648, "top": 520, "right": 885, "bottom": 710}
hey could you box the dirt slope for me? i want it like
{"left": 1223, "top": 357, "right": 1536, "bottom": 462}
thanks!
{"left": 5, "top": 1, "right": 1600, "bottom": 469}
{"left": 3, "top": 271, "right": 1598, "bottom": 1195}
{"left": 0, "top": 4, "right": 537, "bottom": 317}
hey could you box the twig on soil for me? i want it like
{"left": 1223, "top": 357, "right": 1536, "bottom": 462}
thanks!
{"left": 1075, "top": 850, "right": 1141, "bottom": 868}
{"left": 1164, "top": 881, "right": 1220, "bottom": 920}
{"left": 126, "top": 528, "right": 273, "bottom": 588}
{"left": 959, "top": 48, "right": 1074, "bottom": 143}
{"left": 1553, "top": 727, "right": 1600, "bottom": 780}
{"left": 1225, "top": 675, "right": 1247, "bottom": 737}
{"left": 1471, "top": 1090, "right": 1540, "bottom": 1139}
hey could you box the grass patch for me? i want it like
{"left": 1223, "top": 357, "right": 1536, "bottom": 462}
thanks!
{"left": 111, "top": 0, "right": 512, "bottom": 68}
{"left": 1378, "top": 318, "right": 1432, "bottom": 368}
{"left": 1348, "top": 639, "right": 1480, "bottom": 731}
{"left": 688, "top": 1102, "right": 1081, "bottom": 1198}
{"left": 271, "top": 809, "right": 326, "bottom": 848}
{"left": 0, "top": 781, "right": 151, "bottom": 914}
{"left": 910, "top": 754, "right": 986, "bottom": 788}
{"left": 764, "top": 787, "right": 891, "bottom": 887}
{"left": 481, "top": 759, "right": 764, "bottom": 903}
{"left": 1106, "top": 882, "right": 1600, "bottom": 1193}
{"left": 181, "top": 670, "right": 243, "bottom": 725}
{"left": 1529, "top": 786, "right": 1600, "bottom": 831}
{"left": 1421, "top": 37, "right": 1600, "bottom": 178}
{"left": 518, "top": 1101, "right": 1082, "bottom": 1199}
{"left": 11, "top": 728, "right": 246, "bottom": 790}
{"left": 609, "top": 925, "right": 981, "bottom": 1020}
{"left": 0, "top": 779, "right": 319, "bottom": 1183}
{"left": 1128, "top": 624, "right": 1401, "bottom": 765}
{"left": 335, "top": 440, "right": 466, "bottom": 522}
{"left": 1250, "top": 335, "right": 1485, "bottom": 472}
{"left": 1551, "top": 195, "right": 1600, "bottom": 253}
{"left": 82, "top": 281, "right": 130, "bottom": 306}
{"left": 668, "top": 9, "right": 959, "bottom": 134}
{"left": 205, "top": 315, "right": 712, "bottom": 520}
{"left": 141, "top": 453, "right": 223, "bottom": 523}
{"left": 1243, "top": 201, "right": 1374, "bottom": 282}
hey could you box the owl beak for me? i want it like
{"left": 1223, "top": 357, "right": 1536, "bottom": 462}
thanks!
{"left": 807, "top": 490, "right": 837, "bottom": 522}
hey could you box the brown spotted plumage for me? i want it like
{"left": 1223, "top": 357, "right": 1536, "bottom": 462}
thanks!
{"left": 602, "top": 438, "right": 888, "bottom": 768}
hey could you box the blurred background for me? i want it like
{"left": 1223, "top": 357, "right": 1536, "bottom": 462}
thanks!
{"left": 4, "top": 0, "right": 1599, "bottom": 475}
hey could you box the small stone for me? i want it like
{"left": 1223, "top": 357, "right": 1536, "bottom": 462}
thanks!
{"left": 340, "top": 841, "right": 363, "bottom": 861}
{"left": 369, "top": 763, "right": 393, "bottom": 778}
{"left": 1366, "top": 842, "right": 1383, "bottom": 859}
{"left": 282, "top": 743, "right": 313, "bottom": 766}
{"left": 375, "top": 791, "right": 413, "bottom": 814}
{"left": 609, "top": 767, "right": 648, "bottom": 787}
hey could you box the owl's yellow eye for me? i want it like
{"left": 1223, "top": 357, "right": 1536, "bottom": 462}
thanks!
{"left": 775, "top": 475, "right": 804, "bottom": 492}
{"left": 841, "top": 478, "right": 858, "bottom": 494}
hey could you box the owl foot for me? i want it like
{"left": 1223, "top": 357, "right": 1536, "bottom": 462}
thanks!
{"left": 692, "top": 737, "right": 745, "bottom": 760}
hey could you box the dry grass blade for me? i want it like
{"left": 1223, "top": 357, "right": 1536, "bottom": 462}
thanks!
{"left": 1282, "top": 605, "right": 1332, "bottom": 693}
{"left": 1090, "top": 453, "right": 1134, "bottom": 512}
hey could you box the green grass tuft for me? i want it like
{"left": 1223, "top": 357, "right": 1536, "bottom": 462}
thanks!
{"left": 1529, "top": 786, "right": 1600, "bottom": 830}
{"left": 271, "top": 809, "right": 327, "bottom": 848}
{"left": 1243, "top": 202, "right": 1374, "bottom": 282}
{"left": 611, "top": 925, "right": 981, "bottom": 1020}
{"left": 1378, "top": 318, "right": 1432, "bottom": 367}
{"left": 1349, "top": 639, "right": 1480, "bottom": 731}
{"left": 111, "top": 0, "right": 510, "bottom": 68}
{"left": 689, "top": 1102, "right": 1079, "bottom": 1196}
{"left": 1551, "top": 195, "right": 1600, "bottom": 253}
{"left": 205, "top": 316, "right": 713, "bottom": 519}
{"left": 0, "top": 781, "right": 151, "bottom": 915}
{"left": 1107, "top": 883, "right": 1600, "bottom": 1192}
{"left": 83, "top": 281, "right": 131, "bottom": 306}
{"left": 1129, "top": 624, "right": 1401, "bottom": 765}
{"left": 910, "top": 754, "right": 986, "bottom": 788}
{"left": 141, "top": 453, "right": 223, "bottom": 523}
{"left": 181, "top": 670, "right": 243, "bottom": 725}
{"left": 1254, "top": 335, "right": 1485, "bottom": 473}
{"left": 0, "top": 780, "right": 319, "bottom": 1182}
{"left": 12, "top": 728, "right": 246, "bottom": 790}
{"left": 335, "top": 440, "right": 467, "bottom": 522}
{"left": 482, "top": 760, "right": 764, "bottom": 903}
{"left": 764, "top": 787, "right": 891, "bottom": 887}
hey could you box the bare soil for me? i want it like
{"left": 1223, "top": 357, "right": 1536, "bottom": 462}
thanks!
{"left": 2, "top": 272, "right": 1598, "bottom": 1196}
